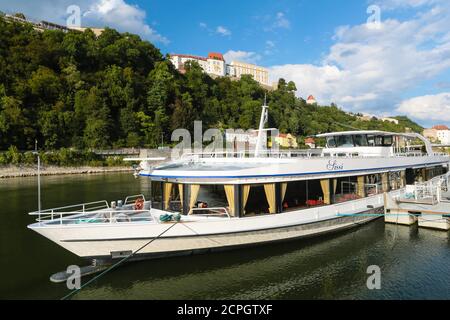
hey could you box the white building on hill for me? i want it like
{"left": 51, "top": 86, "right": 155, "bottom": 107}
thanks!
{"left": 169, "top": 52, "right": 227, "bottom": 77}
{"left": 169, "top": 52, "right": 269, "bottom": 86}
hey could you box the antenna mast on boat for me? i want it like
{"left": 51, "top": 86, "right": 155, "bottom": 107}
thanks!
{"left": 255, "top": 94, "right": 269, "bottom": 157}
{"left": 33, "top": 140, "right": 41, "bottom": 213}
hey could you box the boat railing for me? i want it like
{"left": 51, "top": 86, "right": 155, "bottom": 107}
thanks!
{"left": 365, "top": 183, "right": 383, "bottom": 196}
{"left": 189, "top": 207, "right": 231, "bottom": 219}
{"left": 124, "top": 194, "right": 146, "bottom": 205}
{"left": 31, "top": 208, "right": 154, "bottom": 225}
{"left": 29, "top": 200, "right": 110, "bottom": 219}
{"left": 180, "top": 149, "right": 448, "bottom": 160}
{"left": 28, "top": 194, "right": 152, "bottom": 224}
{"left": 181, "top": 150, "right": 322, "bottom": 160}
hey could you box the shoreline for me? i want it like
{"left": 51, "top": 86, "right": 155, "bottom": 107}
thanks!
{"left": 0, "top": 165, "right": 134, "bottom": 179}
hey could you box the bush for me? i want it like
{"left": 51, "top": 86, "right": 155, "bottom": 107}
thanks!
{"left": 58, "top": 148, "right": 71, "bottom": 166}
{"left": 5, "top": 146, "right": 21, "bottom": 165}
{"left": 22, "top": 152, "right": 37, "bottom": 165}
{"left": 105, "top": 156, "right": 125, "bottom": 167}
{"left": 0, "top": 153, "right": 7, "bottom": 165}
{"left": 41, "top": 151, "right": 59, "bottom": 165}
{"left": 0, "top": 147, "right": 126, "bottom": 167}
{"left": 87, "top": 160, "right": 104, "bottom": 167}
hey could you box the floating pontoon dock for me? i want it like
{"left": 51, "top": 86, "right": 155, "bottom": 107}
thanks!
{"left": 384, "top": 173, "right": 450, "bottom": 231}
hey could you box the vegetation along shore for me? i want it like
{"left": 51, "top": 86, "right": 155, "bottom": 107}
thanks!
{"left": 0, "top": 165, "right": 132, "bottom": 179}
{"left": 0, "top": 15, "right": 423, "bottom": 156}
{"left": 0, "top": 147, "right": 132, "bottom": 178}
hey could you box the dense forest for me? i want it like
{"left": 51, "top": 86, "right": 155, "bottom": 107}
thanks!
{"left": 0, "top": 15, "right": 422, "bottom": 153}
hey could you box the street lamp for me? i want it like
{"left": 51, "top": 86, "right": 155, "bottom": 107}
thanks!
{"left": 33, "top": 139, "right": 41, "bottom": 213}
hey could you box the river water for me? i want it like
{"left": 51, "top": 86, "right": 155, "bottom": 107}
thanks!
{"left": 0, "top": 173, "right": 449, "bottom": 300}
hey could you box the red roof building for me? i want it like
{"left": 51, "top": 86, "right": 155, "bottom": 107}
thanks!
{"left": 306, "top": 95, "right": 317, "bottom": 105}
{"left": 208, "top": 52, "right": 224, "bottom": 61}
{"left": 432, "top": 125, "right": 449, "bottom": 131}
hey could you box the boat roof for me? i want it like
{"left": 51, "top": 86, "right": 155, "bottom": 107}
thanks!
{"left": 316, "top": 130, "right": 404, "bottom": 138}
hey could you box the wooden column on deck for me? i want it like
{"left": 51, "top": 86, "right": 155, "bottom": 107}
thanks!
{"left": 330, "top": 179, "right": 335, "bottom": 204}
{"left": 160, "top": 181, "right": 165, "bottom": 210}
{"left": 234, "top": 185, "right": 242, "bottom": 218}
{"left": 182, "top": 184, "right": 190, "bottom": 215}
{"left": 275, "top": 183, "right": 283, "bottom": 213}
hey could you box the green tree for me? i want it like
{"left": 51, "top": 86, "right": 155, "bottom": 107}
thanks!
{"left": 84, "top": 109, "right": 111, "bottom": 148}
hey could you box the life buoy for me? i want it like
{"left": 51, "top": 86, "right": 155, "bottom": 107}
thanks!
{"left": 134, "top": 198, "right": 144, "bottom": 211}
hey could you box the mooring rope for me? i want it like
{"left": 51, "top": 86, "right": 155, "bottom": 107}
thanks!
{"left": 61, "top": 221, "right": 180, "bottom": 300}
{"left": 180, "top": 222, "right": 223, "bottom": 246}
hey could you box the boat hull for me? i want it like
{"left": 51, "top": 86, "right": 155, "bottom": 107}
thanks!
{"left": 29, "top": 207, "right": 383, "bottom": 261}
{"left": 91, "top": 210, "right": 381, "bottom": 261}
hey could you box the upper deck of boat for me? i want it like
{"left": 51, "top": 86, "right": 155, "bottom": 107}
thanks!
{"left": 138, "top": 130, "right": 450, "bottom": 183}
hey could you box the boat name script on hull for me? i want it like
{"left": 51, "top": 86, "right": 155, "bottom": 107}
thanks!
{"left": 326, "top": 160, "right": 344, "bottom": 171}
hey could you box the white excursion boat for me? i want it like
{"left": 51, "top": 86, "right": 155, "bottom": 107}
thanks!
{"left": 28, "top": 105, "right": 450, "bottom": 263}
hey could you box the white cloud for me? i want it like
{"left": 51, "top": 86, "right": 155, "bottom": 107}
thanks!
{"left": 216, "top": 25, "right": 231, "bottom": 36}
{"left": 263, "top": 12, "right": 291, "bottom": 32}
{"left": 84, "top": 0, "right": 169, "bottom": 44}
{"left": 273, "top": 12, "right": 290, "bottom": 29}
{"left": 264, "top": 40, "right": 276, "bottom": 55}
{"left": 224, "top": 50, "right": 262, "bottom": 64}
{"left": 266, "top": 40, "right": 275, "bottom": 48}
{"left": 0, "top": 0, "right": 169, "bottom": 44}
{"left": 269, "top": 3, "right": 450, "bottom": 118}
{"left": 377, "top": 0, "right": 439, "bottom": 10}
{"left": 396, "top": 93, "right": 450, "bottom": 122}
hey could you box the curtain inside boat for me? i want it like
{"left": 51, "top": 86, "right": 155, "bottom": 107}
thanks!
{"left": 178, "top": 184, "right": 183, "bottom": 210}
{"left": 164, "top": 183, "right": 173, "bottom": 210}
{"left": 333, "top": 179, "right": 338, "bottom": 194}
{"left": 242, "top": 185, "right": 251, "bottom": 215}
{"left": 421, "top": 168, "right": 427, "bottom": 182}
{"left": 320, "top": 179, "right": 331, "bottom": 205}
{"left": 189, "top": 185, "right": 200, "bottom": 214}
{"left": 382, "top": 173, "right": 389, "bottom": 192}
{"left": 357, "top": 176, "right": 365, "bottom": 197}
{"left": 281, "top": 183, "right": 288, "bottom": 203}
{"left": 224, "top": 185, "right": 235, "bottom": 216}
{"left": 264, "top": 184, "right": 276, "bottom": 214}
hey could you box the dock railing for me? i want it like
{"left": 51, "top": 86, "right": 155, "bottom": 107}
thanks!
{"left": 393, "top": 172, "right": 450, "bottom": 205}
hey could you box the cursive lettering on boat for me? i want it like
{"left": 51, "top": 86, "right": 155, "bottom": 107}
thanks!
{"left": 326, "top": 160, "right": 344, "bottom": 171}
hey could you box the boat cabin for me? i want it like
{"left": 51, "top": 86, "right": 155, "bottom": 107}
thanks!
{"left": 148, "top": 165, "right": 447, "bottom": 219}
{"left": 318, "top": 131, "right": 429, "bottom": 157}
{"left": 142, "top": 126, "right": 446, "bottom": 219}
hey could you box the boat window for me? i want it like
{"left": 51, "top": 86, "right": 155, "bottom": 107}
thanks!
{"left": 353, "top": 135, "right": 368, "bottom": 147}
{"left": 367, "top": 135, "right": 375, "bottom": 146}
{"left": 336, "top": 135, "right": 354, "bottom": 147}
{"left": 326, "top": 137, "right": 336, "bottom": 148}
{"left": 374, "top": 136, "right": 384, "bottom": 146}
{"left": 383, "top": 136, "right": 393, "bottom": 146}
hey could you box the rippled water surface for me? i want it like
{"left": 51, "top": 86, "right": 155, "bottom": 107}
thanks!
{"left": 0, "top": 173, "right": 449, "bottom": 299}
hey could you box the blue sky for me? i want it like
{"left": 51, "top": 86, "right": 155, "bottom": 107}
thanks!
{"left": 1, "top": 0, "right": 450, "bottom": 127}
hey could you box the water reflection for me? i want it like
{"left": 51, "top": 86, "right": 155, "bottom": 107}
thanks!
{"left": 73, "top": 221, "right": 449, "bottom": 300}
